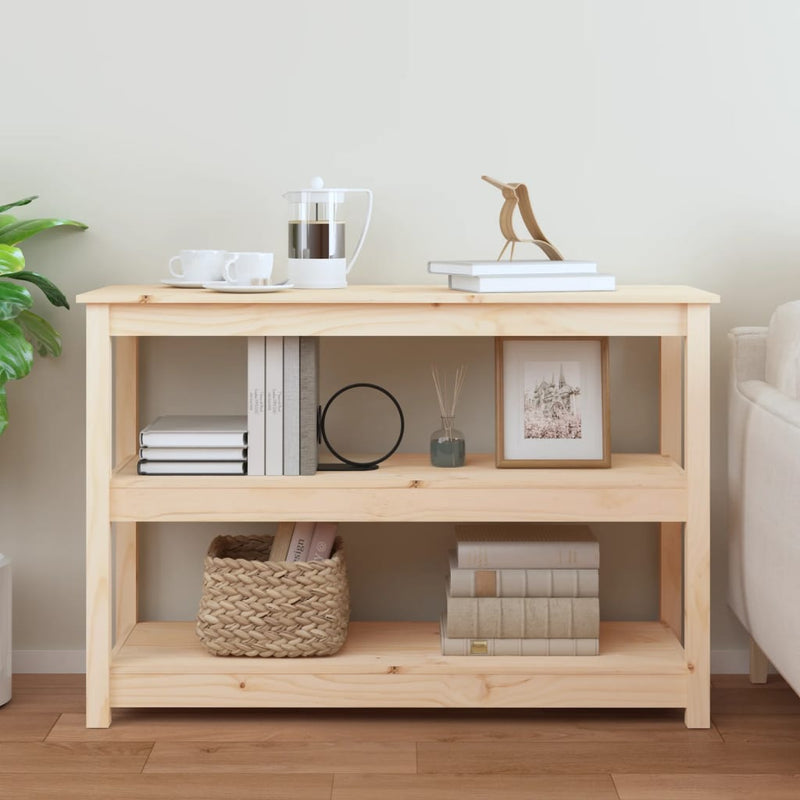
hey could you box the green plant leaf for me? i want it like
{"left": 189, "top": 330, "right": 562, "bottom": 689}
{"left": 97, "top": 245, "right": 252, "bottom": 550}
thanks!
{"left": 0, "top": 196, "right": 37, "bottom": 214}
{"left": 0, "top": 244, "right": 25, "bottom": 275}
{"left": 0, "top": 217, "right": 88, "bottom": 246}
{"left": 16, "top": 310, "right": 62, "bottom": 357}
{"left": 0, "top": 280, "right": 33, "bottom": 320}
{"left": 0, "top": 319, "right": 34, "bottom": 380}
{"left": 0, "top": 215, "right": 18, "bottom": 229}
{"left": 10, "top": 270, "right": 69, "bottom": 308}
{"left": 0, "top": 380, "right": 7, "bottom": 435}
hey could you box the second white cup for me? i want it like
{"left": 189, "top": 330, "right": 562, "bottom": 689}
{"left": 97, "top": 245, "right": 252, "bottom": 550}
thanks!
{"left": 224, "top": 252, "right": 274, "bottom": 286}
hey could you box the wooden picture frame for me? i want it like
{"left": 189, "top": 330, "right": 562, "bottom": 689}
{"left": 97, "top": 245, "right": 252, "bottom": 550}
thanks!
{"left": 495, "top": 337, "right": 610, "bottom": 468}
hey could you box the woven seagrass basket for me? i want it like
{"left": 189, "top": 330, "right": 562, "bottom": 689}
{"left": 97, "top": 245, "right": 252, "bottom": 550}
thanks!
{"left": 196, "top": 534, "right": 350, "bottom": 657}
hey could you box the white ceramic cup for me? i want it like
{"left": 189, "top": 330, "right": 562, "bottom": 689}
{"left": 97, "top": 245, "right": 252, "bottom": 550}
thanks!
{"left": 224, "top": 252, "right": 274, "bottom": 286}
{"left": 168, "top": 250, "right": 232, "bottom": 283}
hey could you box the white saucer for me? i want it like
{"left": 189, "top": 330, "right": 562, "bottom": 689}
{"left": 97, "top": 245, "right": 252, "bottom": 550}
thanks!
{"left": 161, "top": 279, "right": 208, "bottom": 288}
{"left": 202, "top": 282, "right": 294, "bottom": 293}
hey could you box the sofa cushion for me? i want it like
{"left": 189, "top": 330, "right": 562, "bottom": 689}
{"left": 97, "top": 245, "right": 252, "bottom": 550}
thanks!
{"left": 765, "top": 300, "right": 800, "bottom": 399}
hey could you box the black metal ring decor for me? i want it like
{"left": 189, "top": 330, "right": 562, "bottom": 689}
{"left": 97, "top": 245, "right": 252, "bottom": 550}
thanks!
{"left": 318, "top": 382, "right": 405, "bottom": 471}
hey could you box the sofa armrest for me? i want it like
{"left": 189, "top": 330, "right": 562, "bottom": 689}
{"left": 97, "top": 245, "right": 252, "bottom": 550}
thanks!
{"left": 729, "top": 327, "right": 767, "bottom": 384}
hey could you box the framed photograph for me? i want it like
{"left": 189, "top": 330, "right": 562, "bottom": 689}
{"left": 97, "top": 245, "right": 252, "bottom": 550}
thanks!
{"left": 495, "top": 337, "right": 610, "bottom": 468}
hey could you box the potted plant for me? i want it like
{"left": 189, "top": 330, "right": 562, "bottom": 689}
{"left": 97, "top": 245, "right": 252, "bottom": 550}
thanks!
{"left": 0, "top": 196, "right": 87, "bottom": 434}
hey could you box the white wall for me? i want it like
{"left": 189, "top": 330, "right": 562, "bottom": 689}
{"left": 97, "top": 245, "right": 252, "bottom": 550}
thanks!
{"left": 3, "top": 0, "right": 798, "bottom": 672}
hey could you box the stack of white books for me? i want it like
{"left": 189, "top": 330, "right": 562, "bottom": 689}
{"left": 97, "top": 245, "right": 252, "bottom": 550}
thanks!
{"left": 440, "top": 523, "right": 601, "bottom": 656}
{"left": 137, "top": 415, "right": 248, "bottom": 474}
{"left": 428, "top": 259, "right": 615, "bottom": 293}
{"left": 245, "top": 336, "right": 319, "bottom": 477}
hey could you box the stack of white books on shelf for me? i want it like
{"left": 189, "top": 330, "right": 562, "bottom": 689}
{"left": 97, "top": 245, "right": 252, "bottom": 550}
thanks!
{"left": 246, "top": 336, "right": 319, "bottom": 476}
{"left": 137, "top": 415, "right": 248, "bottom": 474}
{"left": 440, "top": 523, "right": 600, "bottom": 656}
{"left": 428, "top": 259, "right": 615, "bottom": 293}
{"left": 268, "top": 521, "right": 338, "bottom": 562}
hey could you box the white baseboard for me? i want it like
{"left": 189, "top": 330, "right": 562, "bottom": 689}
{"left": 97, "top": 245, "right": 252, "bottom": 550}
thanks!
{"left": 12, "top": 648, "right": 754, "bottom": 675}
{"left": 12, "top": 650, "right": 85, "bottom": 673}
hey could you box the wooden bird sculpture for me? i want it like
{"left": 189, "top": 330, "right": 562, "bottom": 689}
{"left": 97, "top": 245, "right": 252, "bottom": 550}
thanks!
{"left": 481, "top": 175, "right": 564, "bottom": 261}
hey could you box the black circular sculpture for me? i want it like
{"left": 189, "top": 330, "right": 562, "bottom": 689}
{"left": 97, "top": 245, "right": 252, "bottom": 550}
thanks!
{"left": 317, "top": 382, "right": 405, "bottom": 471}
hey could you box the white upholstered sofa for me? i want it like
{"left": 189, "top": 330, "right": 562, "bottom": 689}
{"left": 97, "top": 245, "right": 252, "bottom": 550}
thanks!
{"left": 728, "top": 302, "right": 800, "bottom": 693}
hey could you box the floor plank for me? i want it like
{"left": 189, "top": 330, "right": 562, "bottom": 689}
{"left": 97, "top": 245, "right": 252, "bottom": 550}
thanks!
{"left": 0, "top": 710, "right": 59, "bottom": 742}
{"left": 143, "top": 740, "right": 416, "bottom": 774}
{"left": 47, "top": 707, "right": 721, "bottom": 743}
{"left": 710, "top": 677, "right": 800, "bottom": 715}
{"left": 417, "top": 741, "right": 800, "bottom": 775}
{"left": 0, "top": 742, "right": 152, "bottom": 774}
{"left": 613, "top": 773, "right": 800, "bottom": 800}
{"left": 332, "top": 773, "right": 619, "bottom": 799}
{"left": 0, "top": 774, "right": 333, "bottom": 800}
{"left": 7, "top": 674, "right": 85, "bottom": 713}
{"left": 713, "top": 713, "right": 800, "bottom": 743}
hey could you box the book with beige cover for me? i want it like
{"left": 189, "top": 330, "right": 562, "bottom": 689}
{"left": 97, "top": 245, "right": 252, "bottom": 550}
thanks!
{"left": 454, "top": 523, "right": 599, "bottom": 569}
{"left": 439, "top": 615, "right": 599, "bottom": 656}
{"left": 445, "top": 590, "right": 600, "bottom": 639}
{"left": 447, "top": 551, "right": 599, "bottom": 598}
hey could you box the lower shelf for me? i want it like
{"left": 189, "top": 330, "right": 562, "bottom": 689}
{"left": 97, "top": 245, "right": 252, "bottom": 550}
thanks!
{"left": 110, "top": 620, "right": 689, "bottom": 710}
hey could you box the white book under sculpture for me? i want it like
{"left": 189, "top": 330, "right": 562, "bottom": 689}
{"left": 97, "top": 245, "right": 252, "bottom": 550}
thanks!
{"left": 139, "top": 415, "right": 247, "bottom": 448}
{"left": 448, "top": 273, "right": 615, "bottom": 293}
{"left": 428, "top": 259, "right": 597, "bottom": 276}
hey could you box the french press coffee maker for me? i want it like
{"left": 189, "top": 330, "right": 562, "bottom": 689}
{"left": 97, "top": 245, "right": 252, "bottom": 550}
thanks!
{"left": 284, "top": 177, "right": 373, "bottom": 288}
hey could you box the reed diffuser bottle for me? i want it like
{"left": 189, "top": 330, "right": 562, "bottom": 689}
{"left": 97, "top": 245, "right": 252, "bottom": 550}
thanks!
{"left": 430, "top": 364, "right": 467, "bottom": 468}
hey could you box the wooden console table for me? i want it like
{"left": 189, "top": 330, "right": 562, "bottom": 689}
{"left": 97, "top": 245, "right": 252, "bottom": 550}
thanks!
{"left": 78, "top": 284, "right": 718, "bottom": 728}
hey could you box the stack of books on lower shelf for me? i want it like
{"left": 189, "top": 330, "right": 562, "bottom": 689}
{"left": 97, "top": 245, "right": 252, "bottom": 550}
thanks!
{"left": 137, "top": 414, "right": 248, "bottom": 474}
{"left": 428, "top": 259, "right": 615, "bottom": 293}
{"left": 440, "top": 523, "right": 600, "bottom": 656}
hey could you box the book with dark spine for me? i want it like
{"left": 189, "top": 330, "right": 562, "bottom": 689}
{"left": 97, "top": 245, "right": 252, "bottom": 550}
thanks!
{"left": 299, "top": 336, "right": 319, "bottom": 475}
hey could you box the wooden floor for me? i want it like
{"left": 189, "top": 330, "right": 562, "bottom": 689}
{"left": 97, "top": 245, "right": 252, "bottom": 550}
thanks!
{"left": 1, "top": 674, "right": 800, "bottom": 799}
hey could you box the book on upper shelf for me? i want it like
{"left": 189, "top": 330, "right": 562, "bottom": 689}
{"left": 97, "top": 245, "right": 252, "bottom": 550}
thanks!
{"left": 265, "top": 336, "right": 284, "bottom": 476}
{"left": 283, "top": 336, "right": 301, "bottom": 476}
{"left": 447, "top": 551, "right": 599, "bottom": 598}
{"left": 139, "top": 415, "right": 247, "bottom": 448}
{"left": 445, "top": 590, "right": 600, "bottom": 639}
{"left": 439, "top": 615, "right": 599, "bottom": 656}
{"left": 454, "top": 524, "right": 599, "bottom": 569}
{"left": 299, "top": 336, "right": 320, "bottom": 476}
{"left": 138, "top": 446, "right": 247, "bottom": 462}
{"left": 428, "top": 259, "right": 597, "bottom": 277}
{"left": 247, "top": 337, "right": 266, "bottom": 476}
{"left": 136, "top": 460, "right": 246, "bottom": 475}
{"left": 448, "top": 272, "right": 615, "bottom": 293}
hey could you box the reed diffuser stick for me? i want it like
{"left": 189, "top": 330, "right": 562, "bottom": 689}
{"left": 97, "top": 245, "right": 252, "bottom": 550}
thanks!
{"left": 431, "top": 364, "right": 467, "bottom": 422}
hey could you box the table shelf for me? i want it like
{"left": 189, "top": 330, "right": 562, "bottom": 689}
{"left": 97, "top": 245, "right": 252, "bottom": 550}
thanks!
{"left": 111, "top": 452, "right": 687, "bottom": 522}
{"left": 110, "top": 621, "right": 689, "bottom": 710}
